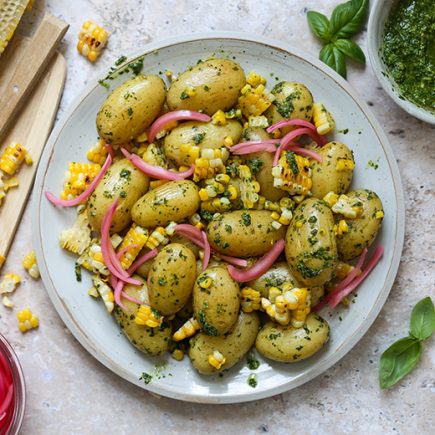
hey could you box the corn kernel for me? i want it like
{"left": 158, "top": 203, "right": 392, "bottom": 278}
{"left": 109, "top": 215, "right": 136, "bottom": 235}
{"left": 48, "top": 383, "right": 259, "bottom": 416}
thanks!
{"left": 171, "top": 349, "right": 184, "bottom": 361}
{"left": 208, "top": 350, "right": 226, "bottom": 369}
{"left": 135, "top": 305, "right": 163, "bottom": 328}
{"left": 17, "top": 308, "right": 39, "bottom": 332}
{"left": 23, "top": 251, "right": 40, "bottom": 279}
{"left": 375, "top": 210, "right": 384, "bottom": 219}
{"left": 173, "top": 317, "right": 200, "bottom": 341}
{"left": 336, "top": 158, "right": 355, "bottom": 172}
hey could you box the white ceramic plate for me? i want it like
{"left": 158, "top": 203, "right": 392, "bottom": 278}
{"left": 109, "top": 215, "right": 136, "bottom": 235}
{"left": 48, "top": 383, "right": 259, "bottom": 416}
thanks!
{"left": 33, "top": 33, "right": 405, "bottom": 404}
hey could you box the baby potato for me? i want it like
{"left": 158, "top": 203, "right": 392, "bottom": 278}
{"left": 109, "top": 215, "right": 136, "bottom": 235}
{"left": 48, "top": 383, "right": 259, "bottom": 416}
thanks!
{"left": 285, "top": 198, "right": 337, "bottom": 287}
{"left": 114, "top": 277, "right": 172, "bottom": 356}
{"left": 189, "top": 311, "right": 260, "bottom": 375}
{"left": 148, "top": 243, "right": 197, "bottom": 315}
{"left": 336, "top": 189, "right": 384, "bottom": 260}
{"left": 206, "top": 210, "right": 286, "bottom": 258}
{"left": 193, "top": 267, "right": 240, "bottom": 336}
{"left": 164, "top": 120, "right": 243, "bottom": 166}
{"left": 265, "top": 82, "right": 314, "bottom": 129}
{"left": 87, "top": 158, "right": 149, "bottom": 233}
{"left": 310, "top": 141, "right": 354, "bottom": 199}
{"left": 97, "top": 75, "right": 166, "bottom": 145}
{"left": 256, "top": 313, "right": 329, "bottom": 362}
{"left": 167, "top": 59, "right": 246, "bottom": 115}
{"left": 132, "top": 180, "right": 200, "bottom": 227}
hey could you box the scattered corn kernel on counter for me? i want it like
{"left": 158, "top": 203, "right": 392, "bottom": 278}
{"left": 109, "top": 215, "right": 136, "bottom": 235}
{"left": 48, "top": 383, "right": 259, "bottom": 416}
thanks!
{"left": 45, "top": 57, "right": 385, "bottom": 375}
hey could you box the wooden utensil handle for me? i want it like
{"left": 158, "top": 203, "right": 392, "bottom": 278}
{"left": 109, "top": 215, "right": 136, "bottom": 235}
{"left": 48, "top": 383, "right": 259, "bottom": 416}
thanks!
{"left": 0, "top": 14, "right": 69, "bottom": 140}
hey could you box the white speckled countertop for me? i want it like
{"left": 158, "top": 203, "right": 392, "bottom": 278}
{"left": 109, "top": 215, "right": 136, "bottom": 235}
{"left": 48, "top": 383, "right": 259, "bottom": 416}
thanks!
{"left": 1, "top": 0, "right": 434, "bottom": 433}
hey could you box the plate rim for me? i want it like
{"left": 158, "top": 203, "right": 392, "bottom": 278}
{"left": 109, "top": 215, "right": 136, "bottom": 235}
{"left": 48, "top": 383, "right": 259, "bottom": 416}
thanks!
{"left": 32, "top": 31, "right": 405, "bottom": 404}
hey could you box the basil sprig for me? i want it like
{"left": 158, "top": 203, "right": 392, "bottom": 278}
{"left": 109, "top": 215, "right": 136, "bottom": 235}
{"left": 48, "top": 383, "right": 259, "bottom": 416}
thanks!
{"left": 307, "top": 0, "right": 369, "bottom": 78}
{"left": 379, "top": 297, "right": 435, "bottom": 389}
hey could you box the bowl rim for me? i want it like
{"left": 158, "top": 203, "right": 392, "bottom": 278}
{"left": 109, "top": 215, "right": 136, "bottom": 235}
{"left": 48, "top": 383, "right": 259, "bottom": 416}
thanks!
{"left": 32, "top": 31, "right": 405, "bottom": 404}
{"left": 367, "top": 0, "right": 435, "bottom": 125}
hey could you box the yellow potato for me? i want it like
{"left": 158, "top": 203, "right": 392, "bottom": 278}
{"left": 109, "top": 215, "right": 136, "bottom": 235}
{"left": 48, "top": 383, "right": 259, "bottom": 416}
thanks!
{"left": 164, "top": 120, "right": 243, "bottom": 166}
{"left": 285, "top": 198, "right": 337, "bottom": 287}
{"left": 336, "top": 189, "right": 384, "bottom": 260}
{"left": 206, "top": 210, "right": 286, "bottom": 257}
{"left": 148, "top": 243, "right": 196, "bottom": 315}
{"left": 256, "top": 313, "right": 329, "bottom": 362}
{"left": 114, "top": 277, "right": 172, "bottom": 356}
{"left": 167, "top": 59, "right": 246, "bottom": 115}
{"left": 132, "top": 180, "right": 200, "bottom": 227}
{"left": 189, "top": 311, "right": 260, "bottom": 374}
{"left": 310, "top": 141, "right": 354, "bottom": 199}
{"left": 96, "top": 75, "right": 166, "bottom": 144}
{"left": 193, "top": 267, "right": 240, "bottom": 336}
{"left": 87, "top": 158, "right": 149, "bottom": 233}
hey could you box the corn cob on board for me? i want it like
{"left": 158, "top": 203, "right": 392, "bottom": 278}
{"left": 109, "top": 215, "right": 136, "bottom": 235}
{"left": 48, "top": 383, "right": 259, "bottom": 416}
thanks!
{"left": 0, "top": 34, "right": 66, "bottom": 266}
{"left": 0, "top": 0, "right": 30, "bottom": 55}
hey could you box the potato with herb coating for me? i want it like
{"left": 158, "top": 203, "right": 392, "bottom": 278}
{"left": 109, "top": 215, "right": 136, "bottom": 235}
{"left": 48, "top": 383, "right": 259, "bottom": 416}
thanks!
{"left": 189, "top": 311, "right": 260, "bottom": 374}
{"left": 167, "top": 59, "right": 246, "bottom": 115}
{"left": 96, "top": 75, "right": 166, "bottom": 144}
{"left": 148, "top": 243, "right": 196, "bottom": 316}
{"left": 193, "top": 267, "right": 240, "bottom": 336}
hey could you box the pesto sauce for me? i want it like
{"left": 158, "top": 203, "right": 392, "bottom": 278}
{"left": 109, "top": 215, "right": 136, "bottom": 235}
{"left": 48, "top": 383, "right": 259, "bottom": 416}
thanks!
{"left": 382, "top": 0, "right": 435, "bottom": 112}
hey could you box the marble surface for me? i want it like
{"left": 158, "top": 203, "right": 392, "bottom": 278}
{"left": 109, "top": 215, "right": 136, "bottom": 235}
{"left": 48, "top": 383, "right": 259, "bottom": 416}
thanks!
{"left": 0, "top": 0, "right": 434, "bottom": 434}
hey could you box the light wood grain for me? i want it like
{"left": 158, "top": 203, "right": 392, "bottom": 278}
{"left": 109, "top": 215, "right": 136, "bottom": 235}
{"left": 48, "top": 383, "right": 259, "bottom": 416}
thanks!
{"left": 0, "top": 35, "right": 66, "bottom": 263}
{"left": 0, "top": 14, "right": 68, "bottom": 140}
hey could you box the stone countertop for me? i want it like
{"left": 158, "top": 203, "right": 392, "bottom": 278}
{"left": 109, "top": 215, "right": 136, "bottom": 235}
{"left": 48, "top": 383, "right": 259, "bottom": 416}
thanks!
{"left": 1, "top": 0, "right": 434, "bottom": 434}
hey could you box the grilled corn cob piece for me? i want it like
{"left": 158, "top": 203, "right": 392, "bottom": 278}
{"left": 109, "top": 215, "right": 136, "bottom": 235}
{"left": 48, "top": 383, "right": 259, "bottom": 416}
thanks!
{"left": 0, "top": 273, "right": 20, "bottom": 294}
{"left": 92, "top": 276, "right": 114, "bottom": 313}
{"left": 117, "top": 224, "right": 148, "bottom": 269}
{"left": 193, "top": 147, "right": 229, "bottom": 182}
{"left": 238, "top": 165, "right": 260, "bottom": 209}
{"left": 77, "top": 20, "right": 108, "bottom": 62}
{"left": 208, "top": 350, "right": 226, "bottom": 369}
{"left": 87, "top": 139, "right": 108, "bottom": 165}
{"left": 77, "top": 242, "right": 109, "bottom": 276}
{"left": 238, "top": 74, "right": 274, "bottom": 117}
{"left": 0, "top": 142, "right": 32, "bottom": 175}
{"left": 145, "top": 227, "right": 168, "bottom": 249}
{"left": 135, "top": 305, "right": 163, "bottom": 328}
{"left": 0, "top": 0, "right": 30, "bottom": 55}
{"left": 61, "top": 162, "right": 101, "bottom": 200}
{"left": 241, "top": 287, "right": 261, "bottom": 313}
{"left": 272, "top": 151, "right": 312, "bottom": 196}
{"left": 23, "top": 250, "right": 40, "bottom": 279}
{"left": 59, "top": 209, "right": 92, "bottom": 255}
{"left": 312, "top": 102, "right": 335, "bottom": 135}
{"left": 17, "top": 308, "right": 39, "bottom": 332}
{"left": 172, "top": 317, "right": 200, "bottom": 341}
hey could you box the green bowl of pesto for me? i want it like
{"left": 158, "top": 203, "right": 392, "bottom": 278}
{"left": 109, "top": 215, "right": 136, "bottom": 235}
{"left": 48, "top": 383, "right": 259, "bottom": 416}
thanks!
{"left": 368, "top": 0, "right": 435, "bottom": 125}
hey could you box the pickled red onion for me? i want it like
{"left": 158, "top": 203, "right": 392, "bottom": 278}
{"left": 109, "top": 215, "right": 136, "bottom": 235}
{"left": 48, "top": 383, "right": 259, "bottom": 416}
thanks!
{"left": 116, "top": 244, "right": 139, "bottom": 259}
{"left": 332, "top": 248, "right": 368, "bottom": 294}
{"left": 121, "top": 148, "right": 194, "bottom": 180}
{"left": 267, "top": 118, "right": 316, "bottom": 133}
{"left": 128, "top": 249, "right": 159, "bottom": 274}
{"left": 230, "top": 143, "right": 279, "bottom": 155}
{"left": 201, "top": 231, "right": 211, "bottom": 270}
{"left": 148, "top": 110, "right": 211, "bottom": 143}
{"left": 282, "top": 143, "right": 323, "bottom": 163}
{"left": 217, "top": 254, "right": 248, "bottom": 268}
{"left": 227, "top": 239, "right": 285, "bottom": 282}
{"left": 45, "top": 153, "right": 112, "bottom": 207}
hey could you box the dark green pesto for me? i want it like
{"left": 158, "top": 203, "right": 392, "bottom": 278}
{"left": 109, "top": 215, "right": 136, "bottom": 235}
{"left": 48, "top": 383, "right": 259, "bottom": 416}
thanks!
{"left": 382, "top": 0, "right": 435, "bottom": 111}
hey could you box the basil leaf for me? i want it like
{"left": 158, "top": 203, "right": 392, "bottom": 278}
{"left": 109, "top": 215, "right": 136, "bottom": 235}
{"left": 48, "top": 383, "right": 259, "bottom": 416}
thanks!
{"left": 410, "top": 297, "right": 435, "bottom": 341}
{"left": 319, "top": 44, "right": 347, "bottom": 78}
{"left": 319, "top": 43, "right": 335, "bottom": 67}
{"left": 329, "top": 0, "right": 369, "bottom": 40}
{"left": 334, "top": 39, "right": 366, "bottom": 64}
{"left": 379, "top": 337, "right": 422, "bottom": 389}
{"left": 307, "top": 11, "right": 331, "bottom": 42}
{"left": 332, "top": 45, "right": 347, "bottom": 78}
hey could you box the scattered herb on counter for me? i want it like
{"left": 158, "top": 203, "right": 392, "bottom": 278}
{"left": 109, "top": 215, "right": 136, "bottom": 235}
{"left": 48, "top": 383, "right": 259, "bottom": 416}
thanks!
{"left": 307, "top": 0, "right": 369, "bottom": 78}
{"left": 379, "top": 297, "right": 435, "bottom": 389}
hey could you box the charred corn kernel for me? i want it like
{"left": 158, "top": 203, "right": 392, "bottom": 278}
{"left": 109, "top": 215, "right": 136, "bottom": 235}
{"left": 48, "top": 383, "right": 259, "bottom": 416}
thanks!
{"left": 199, "top": 188, "right": 210, "bottom": 201}
{"left": 93, "top": 276, "right": 114, "bottom": 313}
{"left": 0, "top": 143, "right": 31, "bottom": 175}
{"left": 17, "top": 308, "right": 39, "bottom": 332}
{"left": 336, "top": 158, "right": 355, "bottom": 172}
{"left": 268, "top": 287, "right": 282, "bottom": 303}
{"left": 88, "top": 287, "right": 99, "bottom": 298}
{"left": 335, "top": 261, "right": 355, "bottom": 279}
{"left": 375, "top": 210, "right": 384, "bottom": 219}
{"left": 171, "top": 349, "right": 184, "bottom": 361}
{"left": 336, "top": 219, "right": 349, "bottom": 235}
{"left": 77, "top": 242, "right": 108, "bottom": 275}
{"left": 246, "top": 71, "right": 266, "bottom": 87}
{"left": 87, "top": 139, "right": 108, "bottom": 165}
{"left": 241, "top": 287, "right": 261, "bottom": 312}
{"left": 198, "top": 275, "right": 213, "bottom": 289}
{"left": 331, "top": 194, "right": 362, "bottom": 218}
{"left": 272, "top": 151, "right": 312, "bottom": 196}
{"left": 226, "top": 185, "right": 238, "bottom": 200}
{"left": 248, "top": 115, "right": 269, "bottom": 128}
{"left": 312, "top": 102, "right": 335, "bottom": 135}
{"left": 323, "top": 191, "right": 339, "bottom": 208}
{"left": 270, "top": 211, "right": 280, "bottom": 220}
{"left": 59, "top": 209, "right": 92, "bottom": 255}
{"left": 272, "top": 128, "right": 282, "bottom": 139}
{"left": 23, "top": 251, "right": 40, "bottom": 279}
{"left": 208, "top": 350, "right": 226, "bottom": 369}
{"left": 135, "top": 305, "right": 163, "bottom": 328}
{"left": 61, "top": 162, "right": 101, "bottom": 200}
{"left": 117, "top": 224, "right": 148, "bottom": 269}
{"left": 225, "top": 108, "right": 242, "bottom": 119}
{"left": 264, "top": 200, "right": 280, "bottom": 211}
{"left": 0, "top": 0, "right": 30, "bottom": 55}
{"left": 212, "top": 110, "right": 227, "bottom": 125}
{"left": 172, "top": 317, "right": 200, "bottom": 341}
{"left": 223, "top": 136, "right": 234, "bottom": 147}
{"left": 215, "top": 173, "right": 230, "bottom": 184}
{"left": 2, "top": 296, "right": 14, "bottom": 308}
{"left": 77, "top": 20, "right": 108, "bottom": 62}
{"left": 0, "top": 273, "right": 20, "bottom": 294}
{"left": 150, "top": 179, "right": 168, "bottom": 189}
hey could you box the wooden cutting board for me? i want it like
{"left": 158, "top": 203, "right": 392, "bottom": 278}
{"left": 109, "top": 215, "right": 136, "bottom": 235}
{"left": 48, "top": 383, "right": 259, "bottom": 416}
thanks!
{"left": 0, "top": 34, "right": 66, "bottom": 264}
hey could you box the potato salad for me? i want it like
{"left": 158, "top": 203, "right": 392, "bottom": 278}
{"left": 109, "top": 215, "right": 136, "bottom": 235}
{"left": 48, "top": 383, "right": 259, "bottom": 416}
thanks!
{"left": 46, "top": 56, "right": 384, "bottom": 375}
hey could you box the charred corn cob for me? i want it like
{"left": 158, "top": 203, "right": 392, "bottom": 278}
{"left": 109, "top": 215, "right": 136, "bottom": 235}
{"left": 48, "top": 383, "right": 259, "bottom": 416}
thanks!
{"left": 0, "top": 142, "right": 32, "bottom": 175}
{"left": 87, "top": 139, "right": 108, "bottom": 165}
{"left": 145, "top": 227, "right": 168, "bottom": 249}
{"left": 238, "top": 73, "right": 274, "bottom": 117}
{"left": 17, "top": 308, "right": 39, "bottom": 332}
{"left": 22, "top": 251, "right": 40, "bottom": 279}
{"left": 61, "top": 162, "right": 101, "bottom": 200}
{"left": 0, "top": 273, "right": 20, "bottom": 294}
{"left": 77, "top": 20, "right": 108, "bottom": 62}
{"left": 135, "top": 305, "right": 163, "bottom": 328}
{"left": 77, "top": 242, "right": 109, "bottom": 276}
{"left": 238, "top": 165, "right": 260, "bottom": 209}
{"left": 193, "top": 147, "right": 229, "bottom": 182}
{"left": 272, "top": 151, "right": 312, "bottom": 196}
{"left": 0, "top": 0, "right": 30, "bottom": 55}
{"left": 117, "top": 224, "right": 148, "bottom": 269}
{"left": 241, "top": 287, "right": 261, "bottom": 312}
{"left": 172, "top": 317, "right": 200, "bottom": 341}
{"left": 312, "top": 102, "right": 335, "bottom": 135}
{"left": 93, "top": 276, "right": 114, "bottom": 313}
{"left": 59, "top": 209, "right": 92, "bottom": 255}
{"left": 208, "top": 350, "right": 226, "bottom": 369}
